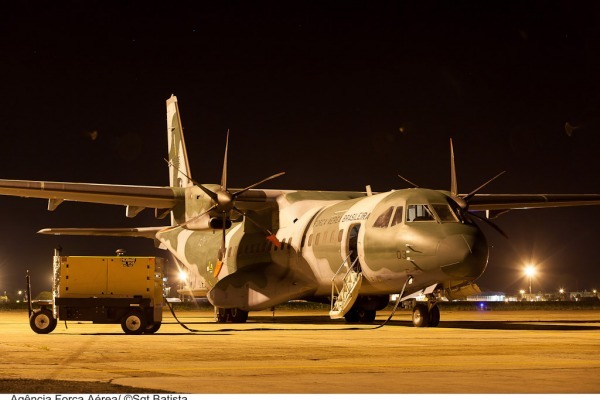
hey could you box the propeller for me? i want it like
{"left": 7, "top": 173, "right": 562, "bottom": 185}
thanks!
{"left": 449, "top": 138, "right": 508, "bottom": 238}
{"left": 168, "top": 130, "right": 284, "bottom": 263}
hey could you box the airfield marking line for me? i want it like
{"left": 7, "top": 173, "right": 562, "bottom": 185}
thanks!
{"left": 3, "top": 359, "right": 598, "bottom": 375}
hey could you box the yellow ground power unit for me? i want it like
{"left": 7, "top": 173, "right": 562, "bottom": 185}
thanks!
{"left": 28, "top": 249, "right": 165, "bottom": 334}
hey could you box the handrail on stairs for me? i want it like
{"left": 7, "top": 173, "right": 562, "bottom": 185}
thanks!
{"left": 330, "top": 252, "right": 361, "bottom": 312}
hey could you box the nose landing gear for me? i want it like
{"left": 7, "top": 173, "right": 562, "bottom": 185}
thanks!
{"left": 411, "top": 296, "right": 440, "bottom": 327}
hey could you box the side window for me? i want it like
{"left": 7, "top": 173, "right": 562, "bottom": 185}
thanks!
{"left": 432, "top": 204, "right": 458, "bottom": 222}
{"left": 373, "top": 206, "right": 394, "bottom": 228}
{"left": 391, "top": 206, "right": 404, "bottom": 226}
{"left": 406, "top": 204, "right": 435, "bottom": 222}
{"left": 315, "top": 233, "right": 321, "bottom": 246}
{"left": 308, "top": 234, "right": 313, "bottom": 247}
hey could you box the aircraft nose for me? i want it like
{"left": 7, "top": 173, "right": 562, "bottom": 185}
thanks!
{"left": 437, "top": 232, "right": 488, "bottom": 280}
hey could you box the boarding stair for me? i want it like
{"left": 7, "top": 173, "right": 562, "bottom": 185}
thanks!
{"left": 329, "top": 252, "right": 363, "bottom": 319}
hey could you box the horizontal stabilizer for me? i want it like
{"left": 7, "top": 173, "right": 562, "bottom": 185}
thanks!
{"left": 37, "top": 227, "right": 166, "bottom": 239}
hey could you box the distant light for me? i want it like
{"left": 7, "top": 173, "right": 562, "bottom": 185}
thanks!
{"left": 524, "top": 265, "right": 536, "bottom": 277}
{"left": 519, "top": 290, "right": 525, "bottom": 294}
{"left": 559, "top": 288, "right": 564, "bottom": 294}
{"left": 178, "top": 271, "right": 188, "bottom": 282}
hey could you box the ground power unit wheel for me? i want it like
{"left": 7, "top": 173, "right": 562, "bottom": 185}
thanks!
{"left": 29, "top": 309, "right": 57, "bottom": 334}
{"left": 121, "top": 310, "right": 147, "bottom": 335}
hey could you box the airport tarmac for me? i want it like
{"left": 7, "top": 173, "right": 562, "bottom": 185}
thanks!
{"left": 1, "top": 308, "right": 599, "bottom": 394}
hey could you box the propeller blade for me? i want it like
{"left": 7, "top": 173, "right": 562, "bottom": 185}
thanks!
{"left": 266, "top": 234, "right": 281, "bottom": 248}
{"left": 165, "top": 158, "right": 220, "bottom": 203}
{"left": 463, "top": 171, "right": 506, "bottom": 202}
{"left": 161, "top": 204, "right": 217, "bottom": 231}
{"left": 450, "top": 138, "right": 458, "bottom": 196}
{"left": 398, "top": 174, "right": 420, "bottom": 188}
{"left": 221, "top": 129, "right": 229, "bottom": 191}
{"left": 232, "top": 172, "right": 286, "bottom": 198}
{"left": 197, "top": 183, "right": 219, "bottom": 203}
{"left": 233, "top": 206, "right": 281, "bottom": 248}
{"left": 468, "top": 211, "right": 508, "bottom": 239}
{"left": 219, "top": 212, "right": 227, "bottom": 261}
{"left": 181, "top": 204, "right": 218, "bottom": 229}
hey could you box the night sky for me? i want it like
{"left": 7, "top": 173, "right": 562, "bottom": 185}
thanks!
{"left": 1, "top": 2, "right": 599, "bottom": 297}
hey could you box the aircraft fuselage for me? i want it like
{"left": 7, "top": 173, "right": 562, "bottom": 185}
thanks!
{"left": 157, "top": 187, "right": 489, "bottom": 311}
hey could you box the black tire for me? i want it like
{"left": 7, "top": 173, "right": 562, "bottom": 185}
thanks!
{"left": 121, "top": 310, "right": 146, "bottom": 335}
{"left": 357, "top": 309, "right": 376, "bottom": 323}
{"left": 216, "top": 308, "right": 248, "bottom": 323}
{"left": 144, "top": 322, "right": 161, "bottom": 334}
{"left": 229, "top": 308, "right": 248, "bottom": 323}
{"left": 216, "top": 308, "right": 228, "bottom": 323}
{"left": 428, "top": 305, "right": 440, "bottom": 327}
{"left": 30, "top": 309, "right": 57, "bottom": 334}
{"left": 344, "top": 308, "right": 360, "bottom": 323}
{"left": 412, "top": 304, "right": 429, "bottom": 327}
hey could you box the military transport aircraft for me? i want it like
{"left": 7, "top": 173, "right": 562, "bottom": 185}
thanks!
{"left": 1, "top": 95, "right": 599, "bottom": 327}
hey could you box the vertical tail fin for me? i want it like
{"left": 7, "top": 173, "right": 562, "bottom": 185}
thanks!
{"left": 166, "top": 95, "right": 193, "bottom": 189}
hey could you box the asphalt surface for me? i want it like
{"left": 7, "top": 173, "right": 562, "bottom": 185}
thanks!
{"left": 1, "top": 308, "right": 599, "bottom": 394}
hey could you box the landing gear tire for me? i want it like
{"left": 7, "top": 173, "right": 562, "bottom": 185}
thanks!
{"left": 216, "top": 308, "right": 248, "bottom": 323}
{"left": 344, "top": 308, "right": 375, "bottom": 323}
{"left": 121, "top": 310, "right": 146, "bottom": 335}
{"left": 144, "top": 322, "right": 161, "bottom": 334}
{"left": 412, "top": 304, "right": 429, "bottom": 327}
{"left": 428, "top": 305, "right": 440, "bottom": 327}
{"left": 357, "top": 309, "right": 376, "bottom": 323}
{"left": 344, "top": 309, "right": 360, "bottom": 323}
{"left": 30, "top": 309, "right": 57, "bottom": 334}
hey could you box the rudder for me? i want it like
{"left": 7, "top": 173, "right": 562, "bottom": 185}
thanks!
{"left": 166, "top": 95, "right": 193, "bottom": 189}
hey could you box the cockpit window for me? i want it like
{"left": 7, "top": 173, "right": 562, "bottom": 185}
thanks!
{"left": 390, "top": 206, "right": 404, "bottom": 226}
{"left": 431, "top": 204, "right": 459, "bottom": 222}
{"left": 406, "top": 204, "right": 435, "bottom": 222}
{"left": 373, "top": 206, "right": 394, "bottom": 228}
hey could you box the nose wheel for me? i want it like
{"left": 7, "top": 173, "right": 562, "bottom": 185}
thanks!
{"left": 412, "top": 302, "right": 440, "bottom": 327}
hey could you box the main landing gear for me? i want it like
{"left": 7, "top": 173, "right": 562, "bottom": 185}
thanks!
{"left": 215, "top": 307, "right": 248, "bottom": 323}
{"left": 411, "top": 297, "right": 440, "bottom": 327}
{"left": 344, "top": 308, "right": 376, "bottom": 323}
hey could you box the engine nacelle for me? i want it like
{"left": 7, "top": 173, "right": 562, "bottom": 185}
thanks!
{"left": 183, "top": 213, "right": 232, "bottom": 231}
{"left": 209, "top": 217, "right": 232, "bottom": 230}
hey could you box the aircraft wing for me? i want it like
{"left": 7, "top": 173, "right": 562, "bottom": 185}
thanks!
{"left": 467, "top": 194, "right": 600, "bottom": 212}
{"left": 0, "top": 179, "right": 179, "bottom": 217}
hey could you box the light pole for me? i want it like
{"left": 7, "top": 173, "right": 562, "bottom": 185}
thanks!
{"left": 525, "top": 265, "right": 536, "bottom": 299}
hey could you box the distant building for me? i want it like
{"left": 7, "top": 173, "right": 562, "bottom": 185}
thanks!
{"left": 467, "top": 292, "right": 506, "bottom": 302}
{"left": 570, "top": 290, "right": 599, "bottom": 301}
